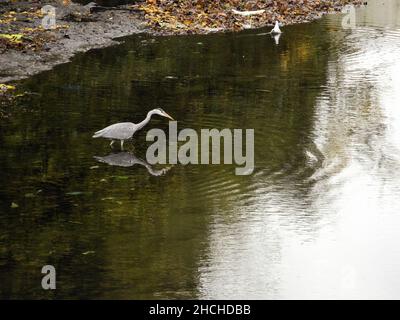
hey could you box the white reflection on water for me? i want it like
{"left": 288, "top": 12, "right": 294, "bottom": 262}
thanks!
{"left": 198, "top": 1, "right": 400, "bottom": 299}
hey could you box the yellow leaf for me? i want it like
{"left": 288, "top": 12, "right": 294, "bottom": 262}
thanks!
{"left": 0, "top": 33, "right": 23, "bottom": 43}
{"left": 0, "top": 84, "right": 16, "bottom": 91}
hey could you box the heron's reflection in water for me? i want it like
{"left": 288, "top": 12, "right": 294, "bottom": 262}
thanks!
{"left": 94, "top": 152, "right": 172, "bottom": 176}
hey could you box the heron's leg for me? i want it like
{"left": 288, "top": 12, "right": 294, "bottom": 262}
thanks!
{"left": 110, "top": 140, "right": 115, "bottom": 148}
{"left": 130, "top": 138, "right": 135, "bottom": 150}
{"left": 121, "top": 140, "right": 124, "bottom": 150}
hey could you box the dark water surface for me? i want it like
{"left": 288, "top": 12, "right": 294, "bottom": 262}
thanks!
{"left": 1, "top": 1, "right": 400, "bottom": 299}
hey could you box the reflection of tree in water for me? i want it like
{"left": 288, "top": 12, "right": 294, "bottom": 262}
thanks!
{"left": 310, "top": 14, "right": 400, "bottom": 187}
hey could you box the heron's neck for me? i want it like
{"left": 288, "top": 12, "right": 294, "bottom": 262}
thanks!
{"left": 136, "top": 111, "right": 154, "bottom": 131}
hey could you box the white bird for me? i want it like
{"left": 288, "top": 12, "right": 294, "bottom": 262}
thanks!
{"left": 270, "top": 21, "right": 282, "bottom": 34}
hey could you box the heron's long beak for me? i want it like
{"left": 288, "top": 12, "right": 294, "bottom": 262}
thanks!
{"left": 163, "top": 112, "right": 174, "bottom": 121}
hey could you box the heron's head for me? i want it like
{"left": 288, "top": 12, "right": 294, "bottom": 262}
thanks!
{"left": 153, "top": 108, "right": 174, "bottom": 121}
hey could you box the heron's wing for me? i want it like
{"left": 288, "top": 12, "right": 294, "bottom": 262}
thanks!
{"left": 93, "top": 122, "right": 135, "bottom": 139}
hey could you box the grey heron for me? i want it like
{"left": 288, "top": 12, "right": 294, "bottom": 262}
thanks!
{"left": 92, "top": 108, "right": 174, "bottom": 149}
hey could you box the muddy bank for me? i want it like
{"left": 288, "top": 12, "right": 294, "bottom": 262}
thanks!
{"left": 1, "top": 0, "right": 363, "bottom": 85}
{"left": 0, "top": 1, "right": 146, "bottom": 83}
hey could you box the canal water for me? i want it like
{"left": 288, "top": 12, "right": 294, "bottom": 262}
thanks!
{"left": 1, "top": 0, "right": 400, "bottom": 299}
